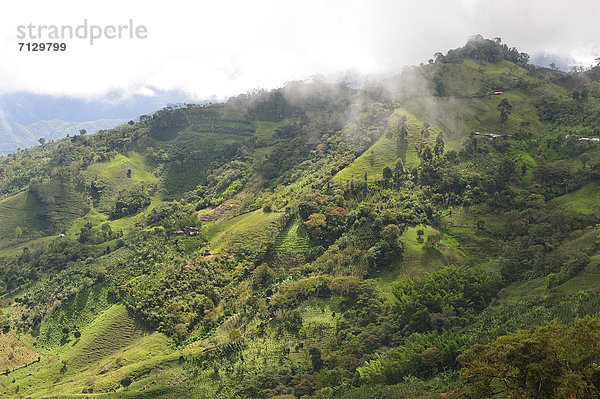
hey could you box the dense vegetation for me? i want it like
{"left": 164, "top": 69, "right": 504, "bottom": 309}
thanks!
{"left": 1, "top": 36, "right": 600, "bottom": 398}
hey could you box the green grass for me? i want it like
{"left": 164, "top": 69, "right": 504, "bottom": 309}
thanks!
{"left": 496, "top": 229, "right": 600, "bottom": 304}
{"left": 60, "top": 304, "right": 147, "bottom": 369}
{"left": 375, "top": 221, "right": 498, "bottom": 299}
{"left": 0, "top": 236, "right": 55, "bottom": 259}
{"left": 64, "top": 195, "right": 162, "bottom": 241}
{"left": 207, "top": 208, "right": 282, "bottom": 252}
{"left": 159, "top": 132, "right": 238, "bottom": 199}
{"left": 508, "top": 147, "right": 537, "bottom": 183}
{"left": 550, "top": 181, "right": 600, "bottom": 215}
{"left": 254, "top": 120, "right": 280, "bottom": 139}
{"left": 334, "top": 129, "right": 396, "bottom": 184}
{"left": 252, "top": 145, "right": 276, "bottom": 167}
{"left": 65, "top": 206, "right": 108, "bottom": 239}
{"left": 301, "top": 297, "right": 343, "bottom": 328}
{"left": 3, "top": 326, "right": 180, "bottom": 398}
{"left": 273, "top": 216, "right": 310, "bottom": 254}
{"left": 497, "top": 277, "right": 547, "bottom": 305}
{"left": 405, "top": 73, "right": 566, "bottom": 148}
{"left": 37, "top": 284, "right": 113, "bottom": 349}
{"left": 0, "top": 282, "right": 194, "bottom": 398}
{"left": 400, "top": 225, "right": 447, "bottom": 277}
{"left": 335, "top": 110, "right": 440, "bottom": 183}
{"left": 557, "top": 253, "right": 600, "bottom": 295}
{"left": 84, "top": 152, "right": 157, "bottom": 214}
{"left": 87, "top": 153, "right": 155, "bottom": 183}
{"left": 0, "top": 191, "right": 50, "bottom": 239}
{"left": 33, "top": 176, "right": 90, "bottom": 231}
{"left": 443, "top": 226, "right": 499, "bottom": 265}
{"left": 441, "top": 59, "right": 547, "bottom": 97}
{"left": 108, "top": 195, "right": 162, "bottom": 233}
{"left": 375, "top": 225, "right": 447, "bottom": 298}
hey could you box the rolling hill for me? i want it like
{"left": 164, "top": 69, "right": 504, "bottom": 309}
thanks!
{"left": 1, "top": 36, "right": 600, "bottom": 398}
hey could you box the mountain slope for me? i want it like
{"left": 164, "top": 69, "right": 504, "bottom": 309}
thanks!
{"left": 1, "top": 37, "right": 600, "bottom": 398}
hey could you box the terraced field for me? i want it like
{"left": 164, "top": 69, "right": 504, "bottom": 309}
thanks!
{"left": 273, "top": 217, "right": 310, "bottom": 254}
{"left": 301, "top": 297, "right": 343, "bottom": 328}
{"left": 37, "top": 284, "right": 113, "bottom": 349}
{"left": 0, "top": 191, "right": 49, "bottom": 238}
{"left": 207, "top": 208, "right": 282, "bottom": 253}
{"left": 61, "top": 304, "right": 147, "bottom": 369}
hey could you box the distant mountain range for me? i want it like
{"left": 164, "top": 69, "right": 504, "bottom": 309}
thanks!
{"left": 0, "top": 118, "right": 128, "bottom": 154}
{"left": 0, "top": 89, "right": 194, "bottom": 155}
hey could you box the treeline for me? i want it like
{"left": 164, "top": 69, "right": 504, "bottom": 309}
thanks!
{"left": 435, "top": 35, "right": 530, "bottom": 66}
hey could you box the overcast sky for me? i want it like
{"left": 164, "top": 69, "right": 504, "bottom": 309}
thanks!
{"left": 1, "top": 0, "right": 599, "bottom": 101}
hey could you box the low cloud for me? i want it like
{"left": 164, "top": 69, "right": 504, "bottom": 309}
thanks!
{"left": 0, "top": 0, "right": 598, "bottom": 101}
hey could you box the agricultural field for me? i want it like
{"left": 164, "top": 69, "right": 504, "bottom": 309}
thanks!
{"left": 1, "top": 36, "right": 600, "bottom": 398}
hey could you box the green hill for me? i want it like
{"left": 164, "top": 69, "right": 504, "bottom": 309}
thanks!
{"left": 2, "top": 36, "right": 600, "bottom": 398}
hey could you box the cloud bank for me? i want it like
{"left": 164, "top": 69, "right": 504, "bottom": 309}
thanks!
{"left": 0, "top": 0, "right": 598, "bottom": 101}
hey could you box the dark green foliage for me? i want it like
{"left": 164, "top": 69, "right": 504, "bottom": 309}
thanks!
{"left": 0, "top": 239, "right": 102, "bottom": 297}
{"left": 497, "top": 98, "right": 513, "bottom": 126}
{"left": 498, "top": 206, "right": 598, "bottom": 281}
{"left": 110, "top": 191, "right": 151, "bottom": 219}
{"left": 393, "top": 265, "right": 499, "bottom": 334}
{"left": 358, "top": 330, "right": 471, "bottom": 384}
{"left": 309, "top": 347, "right": 324, "bottom": 371}
{"left": 3, "top": 37, "right": 600, "bottom": 398}
{"left": 366, "top": 224, "right": 404, "bottom": 272}
{"left": 437, "top": 35, "right": 530, "bottom": 66}
{"left": 460, "top": 315, "right": 600, "bottom": 398}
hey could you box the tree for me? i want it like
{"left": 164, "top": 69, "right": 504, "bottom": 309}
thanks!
{"left": 420, "top": 145, "right": 433, "bottom": 162}
{"left": 387, "top": 115, "right": 409, "bottom": 158}
{"left": 460, "top": 316, "right": 600, "bottom": 398}
{"left": 581, "top": 152, "right": 591, "bottom": 167}
{"left": 14, "top": 226, "right": 23, "bottom": 239}
{"left": 252, "top": 263, "right": 275, "bottom": 289}
{"left": 309, "top": 347, "right": 324, "bottom": 371}
{"left": 228, "top": 329, "right": 242, "bottom": 342}
{"left": 497, "top": 98, "right": 513, "bottom": 130}
{"left": 305, "top": 213, "right": 327, "bottom": 241}
{"left": 393, "top": 159, "right": 405, "bottom": 184}
{"left": 581, "top": 87, "right": 589, "bottom": 101}
{"left": 78, "top": 222, "right": 94, "bottom": 243}
{"left": 79, "top": 129, "right": 87, "bottom": 135}
{"left": 382, "top": 166, "right": 393, "bottom": 182}
{"left": 498, "top": 157, "right": 516, "bottom": 186}
{"left": 434, "top": 78, "right": 446, "bottom": 96}
{"left": 100, "top": 222, "right": 113, "bottom": 240}
{"left": 434, "top": 135, "right": 445, "bottom": 158}
{"left": 421, "top": 122, "right": 430, "bottom": 138}
{"left": 38, "top": 137, "right": 46, "bottom": 148}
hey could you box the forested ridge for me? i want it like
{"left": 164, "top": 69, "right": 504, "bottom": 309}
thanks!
{"left": 1, "top": 36, "right": 600, "bottom": 398}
